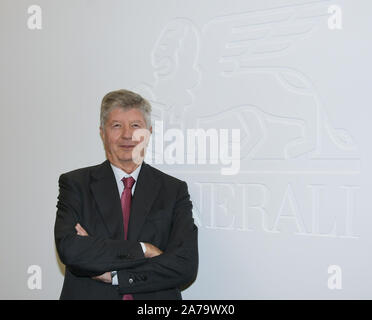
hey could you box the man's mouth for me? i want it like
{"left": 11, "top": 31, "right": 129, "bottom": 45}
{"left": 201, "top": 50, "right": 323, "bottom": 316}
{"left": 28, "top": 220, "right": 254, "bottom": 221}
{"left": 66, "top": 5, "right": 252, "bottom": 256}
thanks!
{"left": 120, "top": 145, "right": 136, "bottom": 149}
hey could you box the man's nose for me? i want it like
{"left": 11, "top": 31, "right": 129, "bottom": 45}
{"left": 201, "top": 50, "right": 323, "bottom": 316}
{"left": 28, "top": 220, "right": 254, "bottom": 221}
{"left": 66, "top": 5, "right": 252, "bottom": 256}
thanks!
{"left": 121, "top": 126, "right": 134, "bottom": 140}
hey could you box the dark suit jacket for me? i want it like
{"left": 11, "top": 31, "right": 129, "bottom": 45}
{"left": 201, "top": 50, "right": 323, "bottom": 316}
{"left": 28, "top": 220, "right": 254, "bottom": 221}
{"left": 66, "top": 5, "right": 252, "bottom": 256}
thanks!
{"left": 54, "top": 160, "right": 198, "bottom": 300}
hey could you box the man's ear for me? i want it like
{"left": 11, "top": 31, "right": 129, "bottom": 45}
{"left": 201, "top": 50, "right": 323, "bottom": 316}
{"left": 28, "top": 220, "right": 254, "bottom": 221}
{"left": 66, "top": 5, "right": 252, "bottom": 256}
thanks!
{"left": 149, "top": 126, "right": 152, "bottom": 135}
{"left": 99, "top": 126, "right": 104, "bottom": 141}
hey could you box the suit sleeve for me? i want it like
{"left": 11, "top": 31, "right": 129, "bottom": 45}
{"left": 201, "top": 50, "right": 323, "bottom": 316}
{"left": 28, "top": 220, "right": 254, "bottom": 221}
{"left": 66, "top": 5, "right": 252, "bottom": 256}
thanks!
{"left": 54, "top": 173, "right": 145, "bottom": 277}
{"left": 116, "top": 181, "right": 199, "bottom": 294}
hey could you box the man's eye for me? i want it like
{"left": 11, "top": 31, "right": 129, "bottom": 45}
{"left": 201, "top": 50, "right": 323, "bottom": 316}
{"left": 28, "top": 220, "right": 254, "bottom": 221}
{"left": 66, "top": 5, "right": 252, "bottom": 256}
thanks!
{"left": 113, "top": 124, "right": 121, "bottom": 128}
{"left": 132, "top": 124, "right": 140, "bottom": 128}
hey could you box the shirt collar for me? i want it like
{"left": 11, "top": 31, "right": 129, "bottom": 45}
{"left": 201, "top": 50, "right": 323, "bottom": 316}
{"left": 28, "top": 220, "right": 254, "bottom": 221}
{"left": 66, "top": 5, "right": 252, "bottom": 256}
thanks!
{"left": 110, "top": 162, "right": 142, "bottom": 184}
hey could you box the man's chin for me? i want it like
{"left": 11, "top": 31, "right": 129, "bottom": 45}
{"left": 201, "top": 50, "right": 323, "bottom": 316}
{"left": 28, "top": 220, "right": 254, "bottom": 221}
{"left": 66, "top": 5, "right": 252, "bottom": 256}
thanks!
{"left": 118, "top": 157, "right": 133, "bottom": 163}
{"left": 107, "top": 151, "right": 144, "bottom": 166}
{"left": 119, "top": 156, "right": 143, "bottom": 163}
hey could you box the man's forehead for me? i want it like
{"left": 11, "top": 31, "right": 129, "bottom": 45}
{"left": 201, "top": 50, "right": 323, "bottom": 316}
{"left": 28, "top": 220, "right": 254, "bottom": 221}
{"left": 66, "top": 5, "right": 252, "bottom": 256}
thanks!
{"left": 108, "top": 108, "right": 145, "bottom": 121}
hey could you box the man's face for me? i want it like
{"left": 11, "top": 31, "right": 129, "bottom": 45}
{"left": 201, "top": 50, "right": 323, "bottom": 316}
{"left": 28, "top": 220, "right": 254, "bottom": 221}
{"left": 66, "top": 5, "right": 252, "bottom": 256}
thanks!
{"left": 100, "top": 107, "right": 151, "bottom": 166}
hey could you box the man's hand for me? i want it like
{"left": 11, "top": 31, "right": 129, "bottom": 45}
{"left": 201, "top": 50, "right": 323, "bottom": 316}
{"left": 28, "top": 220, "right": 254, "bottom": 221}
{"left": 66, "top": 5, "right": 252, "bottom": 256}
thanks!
{"left": 75, "top": 223, "right": 111, "bottom": 283}
{"left": 92, "top": 272, "right": 112, "bottom": 284}
{"left": 75, "top": 223, "right": 89, "bottom": 236}
{"left": 143, "top": 242, "right": 163, "bottom": 258}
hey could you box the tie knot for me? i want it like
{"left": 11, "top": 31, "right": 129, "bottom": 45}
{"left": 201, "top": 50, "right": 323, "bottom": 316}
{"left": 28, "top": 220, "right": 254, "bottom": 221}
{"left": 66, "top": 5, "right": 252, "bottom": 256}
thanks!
{"left": 122, "top": 176, "right": 135, "bottom": 189}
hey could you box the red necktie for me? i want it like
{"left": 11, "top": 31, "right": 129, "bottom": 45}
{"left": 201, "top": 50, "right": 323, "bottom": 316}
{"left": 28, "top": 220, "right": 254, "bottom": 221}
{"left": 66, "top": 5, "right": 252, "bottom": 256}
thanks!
{"left": 121, "top": 176, "right": 135, "bottom": 300}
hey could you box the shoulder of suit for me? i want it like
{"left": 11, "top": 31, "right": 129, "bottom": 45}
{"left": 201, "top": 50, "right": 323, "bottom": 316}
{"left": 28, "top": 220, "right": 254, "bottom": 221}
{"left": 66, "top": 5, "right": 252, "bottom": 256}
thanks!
{"left": 60, "top": 161, "right": 188, "bottom": 187}
{"left": 144, "top": 163, "right": 186, "bottom": 186}
{"left": 59, "top": 162, "right": 103, "bottom": 181}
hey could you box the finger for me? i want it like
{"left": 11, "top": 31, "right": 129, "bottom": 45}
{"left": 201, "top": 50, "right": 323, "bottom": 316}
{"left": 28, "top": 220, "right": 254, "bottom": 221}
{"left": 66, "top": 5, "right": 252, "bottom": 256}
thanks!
{"left": 75, "top": 223, "right": 88, "bottom": 236}
{"left": 75, "top": 224, "right": 83, "bottom": 234}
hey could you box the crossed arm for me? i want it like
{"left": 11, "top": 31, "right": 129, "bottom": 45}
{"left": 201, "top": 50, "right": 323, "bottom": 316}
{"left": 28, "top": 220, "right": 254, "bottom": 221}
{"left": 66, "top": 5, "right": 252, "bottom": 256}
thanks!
{"left": 74, "top": 223, "right": 162, "bottom": 283}
{"left": 55, "top": 173, "right": 198, "bottom": 294}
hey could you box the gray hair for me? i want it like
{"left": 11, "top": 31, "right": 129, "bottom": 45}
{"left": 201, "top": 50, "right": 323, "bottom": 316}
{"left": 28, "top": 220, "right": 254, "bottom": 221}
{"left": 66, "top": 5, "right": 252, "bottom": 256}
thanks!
{"left": 100, "top": 89, "right": 152, "bottom": 128}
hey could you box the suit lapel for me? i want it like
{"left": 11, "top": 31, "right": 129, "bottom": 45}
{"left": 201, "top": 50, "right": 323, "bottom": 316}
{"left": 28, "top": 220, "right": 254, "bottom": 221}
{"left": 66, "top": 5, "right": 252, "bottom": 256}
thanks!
{"left": 90, "top": 160, "right": 124, "bottom": 240}
{"left": 90, "top": 160, "right": 161, "bottom": 242}
{"left": 128, "top": 162, "right": 161, "bottom": 241}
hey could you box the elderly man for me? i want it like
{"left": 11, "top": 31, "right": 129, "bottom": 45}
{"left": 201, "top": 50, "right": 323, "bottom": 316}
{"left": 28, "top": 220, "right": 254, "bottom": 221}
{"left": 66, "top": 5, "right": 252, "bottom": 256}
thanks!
{"left": 54, "top": 89, "right": 198, "bottom": 300}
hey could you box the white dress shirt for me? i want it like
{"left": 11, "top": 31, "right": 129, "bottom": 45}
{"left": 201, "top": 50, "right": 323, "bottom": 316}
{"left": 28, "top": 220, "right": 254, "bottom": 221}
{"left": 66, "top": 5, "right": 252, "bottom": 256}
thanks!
{"left": 110, "top": 162, "right": 146, "bottom": 285}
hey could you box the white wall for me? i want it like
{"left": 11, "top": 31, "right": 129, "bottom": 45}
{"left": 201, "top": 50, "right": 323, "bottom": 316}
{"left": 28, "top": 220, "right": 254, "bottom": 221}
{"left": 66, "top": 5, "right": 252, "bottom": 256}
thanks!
{"left": 1, "top": 0, "right": 371, "bottom": 299}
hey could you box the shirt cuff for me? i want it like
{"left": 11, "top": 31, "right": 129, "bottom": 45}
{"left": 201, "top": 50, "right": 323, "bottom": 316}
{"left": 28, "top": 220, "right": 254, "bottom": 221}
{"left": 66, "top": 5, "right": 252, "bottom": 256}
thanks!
{"left": 112, "top": 271, "right": 118, "bottom": 285}
{"left": 140, "top": 242, "right": 147, "bottom": 254}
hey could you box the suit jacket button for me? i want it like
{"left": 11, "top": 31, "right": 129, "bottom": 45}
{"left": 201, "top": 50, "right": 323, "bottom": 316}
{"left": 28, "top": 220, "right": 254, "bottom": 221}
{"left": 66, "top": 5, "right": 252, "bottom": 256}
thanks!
{"left": 129, "top": 278, "right": 134, "bottom": 285}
